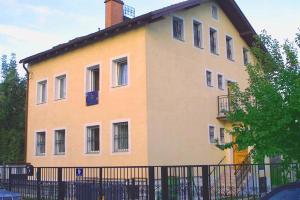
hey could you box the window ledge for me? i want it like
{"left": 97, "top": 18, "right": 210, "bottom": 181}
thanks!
{"left": 86, "top": 152, "right": 100, "bottom": 155}
{"left": 36, "top": 102, "right": 47, "bottom": 105}
{"left": 210, "top": 52, "right": 219, "bottom": 56}
{"left": 173, "top": 37, "right": 185, "bottom": 42}
{"left": 227, "top": 58, "right": 235, "bottom": 62}
{"left": 112, "top": 84, "right": 128, "bottom": 89}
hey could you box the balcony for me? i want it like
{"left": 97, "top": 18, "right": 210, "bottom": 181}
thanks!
{"left": 217, "top": 95, "right": 231, "bottom": 120}
{"left": 86, "top": 91, "right": 99, "bottom": 106}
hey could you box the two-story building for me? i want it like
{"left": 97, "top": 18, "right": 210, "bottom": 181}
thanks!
{"left": 20, "top": 0, "right": 255, "bottom": 167}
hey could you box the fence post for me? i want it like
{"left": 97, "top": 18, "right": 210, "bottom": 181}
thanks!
{"left": 36, "top": 168, "right": 41, "bottom": 200}
{"left": 99, "top": 167, "right": 103, "bottom": 199}
{"left": 161, "top": 166, "right": 169, "bottom": 200}
{"left": 148, "top": 167, "right": 155, "bottom": 200}
{"left": 202, "top": 165, "right": 210, "bottom": 200}
{"left": 187, "top": 166, "right": 193, "bottom": 200}
{"left": 8, "top": 167, "right": 11, "bottom": 191}
{"left": 57, "top": 167, "right": 64, "bottom": 200}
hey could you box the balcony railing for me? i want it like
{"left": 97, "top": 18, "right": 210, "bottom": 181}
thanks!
{"left": 217, "top": 95, "right": 231, "bottom": 119}
{"left": 86, "top": 91, "right": 99, "bottom": 106}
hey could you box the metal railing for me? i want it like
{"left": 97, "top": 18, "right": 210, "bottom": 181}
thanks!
{"left": 0, "top": 163, "right": 299, "bottom": 200}
{"left": 217, "top": 95, "right": 231, "bottom": 118}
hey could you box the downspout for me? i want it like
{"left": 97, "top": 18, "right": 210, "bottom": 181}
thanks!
{"left": 22, "top": 63, "right": 29, "bottom": 163}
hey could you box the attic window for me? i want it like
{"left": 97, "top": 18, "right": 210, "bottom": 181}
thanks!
{"left": 172, "top": 16, "right": 184, "bottom": 41}
{"left": 212, "top": 4, "right": 219, "bottom": 20}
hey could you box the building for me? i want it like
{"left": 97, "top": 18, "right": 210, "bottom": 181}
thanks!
{"left": 20, "top": 0, "right": 255, "bottom": 167}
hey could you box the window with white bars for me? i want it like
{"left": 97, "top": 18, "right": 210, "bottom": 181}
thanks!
{"left": 209, "top": 125, "right": 216, "bottom": 144}
{"left": 112, "top": 57, "right": 128, "bottom": 87}
{"left": 206, "top": 70, "right": 213, "bottom": 87}
{"left": 217, "top": 74, "right": 224, "bottom": 90}
{"left": 193, "top": 20, "right": 203, "bottom": 48}
{"left": 113, "top": 122, "right": 129, "bottom": 152}
{"left": 36, "top": 132, "right": 46, "bottom": 156}
{"left": 210, "top": 28, "right": 218, "bottom": 54}
{"left": 55, "top": 74, "right": 66, "bottom": 100}
{"left": 211, "top": 4, "right": 219, "bottom": 20}
{"left": 54, "top": 129, "right": 65, "bottom": 155}
{"left": 243, "top": 48, "right": 250, "bottom": 65}
{"left": 37, "top": 80, "right": 47, "bottom": 104}
{"left": 172, "top": 16, "right": 184, "bottom": 41}
{"left": 86, "top": 125, "right": 100, "bottom": 153}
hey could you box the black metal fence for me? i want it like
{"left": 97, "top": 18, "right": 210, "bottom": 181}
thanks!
{"left": 0, "top": 163, "right": 299, "bottom": 200}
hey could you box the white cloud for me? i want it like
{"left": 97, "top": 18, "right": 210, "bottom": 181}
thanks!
{"left": 0, "top": 24, "right": 61, "bottom": 44}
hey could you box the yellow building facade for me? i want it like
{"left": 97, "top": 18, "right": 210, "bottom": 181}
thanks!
{"left": 22, "top": 0, "right": 254, "bottom": 167}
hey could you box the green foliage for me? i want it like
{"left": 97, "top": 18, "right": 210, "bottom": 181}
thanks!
{"left": 0, "top": 53, "right": 26, "bottom": 163}
{"left": 226, "top": 30, "right": 300, "bottom": 164}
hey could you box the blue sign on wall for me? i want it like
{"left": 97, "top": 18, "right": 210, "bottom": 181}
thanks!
{"left": 76, "top": 168, "right": 84, "bottom": 177}
{"left": 86, "top": 91, "right": 99, "bottom": 106}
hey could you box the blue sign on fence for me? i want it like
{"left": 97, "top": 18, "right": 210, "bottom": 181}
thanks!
{"left": 76, "top": 168, "right": 83, "bottom": 177}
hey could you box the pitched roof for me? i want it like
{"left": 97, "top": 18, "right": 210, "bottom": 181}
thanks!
{"left": 20, "top": 0, "right": 257, "bottom": 64}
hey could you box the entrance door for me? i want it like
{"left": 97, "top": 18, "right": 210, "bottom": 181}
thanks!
{"left": 232, "top": 136, "right": 248, "bottom": 164}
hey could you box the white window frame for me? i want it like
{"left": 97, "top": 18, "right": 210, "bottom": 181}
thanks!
{"left": 36, "top": 79, "right": 48, "bottom": 105}
{"left": 208, "top": 125, "right": 216, "bottom": 144}
{"left": 243, "top": 47, "right": 250, "bottom": 66}
{"left": 110, "top": 55, "right": 130, "bottom": 89}
{"left": 209, "top": 27, "right": 219, "bottom": 55}
{"left": 226, "top": 34, "right": 235, "bottom": 61}
{"left": 172, "top": 15, "right": 185, "bottom": 41}
{"left": 111, "top": 119, "right": 131, "bottom": 155}
{"left": 220, "top": 128, "right": 225, "bottom": 144}
{"left": 54, "top": 73, "right": 67, "bottom": 101}
{"left": 192, "top": 19, "right": 204, "bottom": 49}
{"left": 217, "top": 73, "right": 224, "bottom": 90}
{"left": 85, "top": 64, "right": 100, "bottom": 93}
{"left": 53, "top": 128, "right": 67, "bottom": 156}
{"left": 34, "top": 130, "right": 46, "bottom": 156}
{"left": 84, "top": 122, "right": 102, "bottom": 155}
{"left": 205, "top": 69, "right": 213, "bottom": 87}
{"left": 211, "top": 3, "right": 219, "bottom": 20}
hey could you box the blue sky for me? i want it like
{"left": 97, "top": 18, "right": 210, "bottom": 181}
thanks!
{"left": 0, "top": 0, "right": 299, "bottom": 75}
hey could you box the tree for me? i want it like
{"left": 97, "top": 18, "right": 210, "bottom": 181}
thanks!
{"left": 0, "top": 53, "right": 26, "bottom": 163}
{"left": 226, "top": 31, "right": 300, "bottom": 164}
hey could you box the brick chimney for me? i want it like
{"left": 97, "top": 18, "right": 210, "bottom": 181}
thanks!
{"left": 105, "top": 0, "right": 124, "bottom": 28}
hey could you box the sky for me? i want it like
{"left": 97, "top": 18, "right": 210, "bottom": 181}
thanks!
{"left": 0, "top": 0, "right": 299, "bottom": 76}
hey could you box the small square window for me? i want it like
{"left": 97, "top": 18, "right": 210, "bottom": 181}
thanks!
{"left": 206, "top": 70, "right": 213, "bottom": 87}
{"left": 243, "top": 48, "right": 250, "bottom": 65}
{"left": 36, "top": 132, "right": 46, "bottom": 156}
{"left": 173, "top": 16, "right": 184, "bottom": 41}
{"left": 217, "top": 74, "right": 224, "bottom": 90}
{"left": 226, "top": 36, "right": 234, "bottom": 60}
{"left": 212, "top": 4, "right": 219, "bottom": 20}
{"left": 209, "top": 126, "right": 216, "bottom": 143}
{"left": 113, "top": 122, "right": 129, "bottom": 153}
{"left": 112, "top": 57, "right": 128, "bottom": 87}
{"left": 37, "top": 80, "right": 47, "bottom": 104}
{"left": 210, "top": 28, "right": 218, "bottom": 54}
{"left": 193, "top": 20, "right": 203, "bottom": 48}
{"left": 55, "top": 75, "right": 66, "bottom": 100}
{"left": 54, "top": 129, "right": 65, "bottom": 155}
{"left": 220, "top": 128, "right": 225, "bottom": 144}
{"left": 86, "top": 126, "right": 100, "bottom": 154}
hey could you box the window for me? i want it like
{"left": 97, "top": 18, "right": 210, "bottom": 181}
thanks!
{"left": 86, "top": 65, "right": 100, "bottom": 92}
{"left": 37, "top": 80, "right": 47, "bottom": 104}
{"left": 86, "top": 126, "right": 100, "bottom": 154}
{"left": 210, "top": 28, "right": 218, "bottom": 54}
{"left": 209, "top": 126, "right": 216, "bottom": 143}
{"left": 206, "top": 70, "right": 213, "bottom": 87}
{"left": 54, "top": 129, "right": 65, "bottom": 155}
{"left": 217, "top": 74, "right": 224, "bottom": 90}
{"left": 193, "top": 20, "right": 203, "bottom": 48}
{"left": 113, "top": 122, "right": 129, "bottom": 152}
{"left": 226, "top": 36, "right": 234, "bottom": 60}
{"left": 55, "top": 74, "right": 66, "bottom": 100}
{"left": 243, "top": 48, "right": 249, "bottom": 65}
{"left": 36, "top": 132, "right": 46, "bottom": 156}
{"left": 220, "top": 128, "right": 225, "bottom": 144}
{"left": 172, "top": 16, "right": 184, "bottom": 41}
{"left": 211, "top": 4, "right": 219, "bottom": 20}
{"left": 112, "top": 57, "right": 128, "bottom": 87}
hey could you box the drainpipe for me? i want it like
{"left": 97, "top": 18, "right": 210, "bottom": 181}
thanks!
{"left": 22, "top": 63, "right": 29, "bottom": 163}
